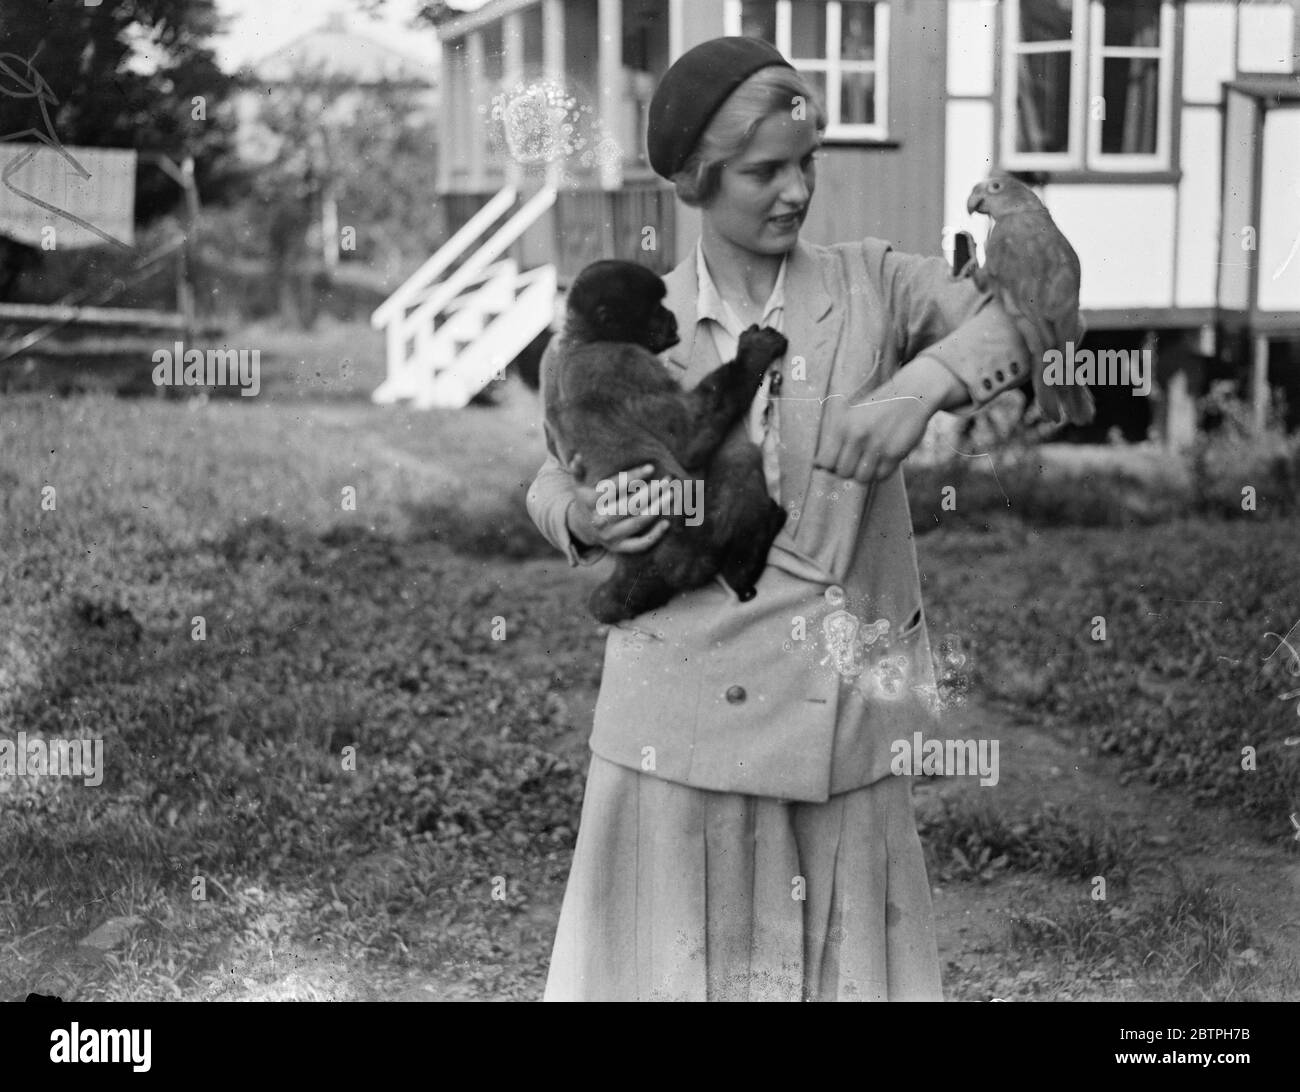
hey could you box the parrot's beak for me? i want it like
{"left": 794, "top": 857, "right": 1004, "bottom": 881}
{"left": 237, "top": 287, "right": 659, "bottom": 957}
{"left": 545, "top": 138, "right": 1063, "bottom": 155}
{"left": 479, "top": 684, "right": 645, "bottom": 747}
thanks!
{"left": 966, "top": 190, "right": 985, "bottom": 216}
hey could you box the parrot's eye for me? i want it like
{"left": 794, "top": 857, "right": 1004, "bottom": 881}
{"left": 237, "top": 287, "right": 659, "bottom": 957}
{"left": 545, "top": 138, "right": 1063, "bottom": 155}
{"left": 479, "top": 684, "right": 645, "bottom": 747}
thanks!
{"left": 989, "top": 180, "right": 1003, "bottom": 191}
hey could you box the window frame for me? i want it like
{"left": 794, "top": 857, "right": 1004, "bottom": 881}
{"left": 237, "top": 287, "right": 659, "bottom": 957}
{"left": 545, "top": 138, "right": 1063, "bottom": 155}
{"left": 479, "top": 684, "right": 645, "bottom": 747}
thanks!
{"left": 1001, "top": 0, "right": 1176, "bottom": 174}
{"left": 723, "top": 0, "right": 891, "bottom": 142}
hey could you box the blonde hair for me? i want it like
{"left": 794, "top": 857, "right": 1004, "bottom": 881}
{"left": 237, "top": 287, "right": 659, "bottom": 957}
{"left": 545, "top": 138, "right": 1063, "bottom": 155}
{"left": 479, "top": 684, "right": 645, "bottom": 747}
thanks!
{"left": 671, "top": 65, "right": 827, "bottom": 208}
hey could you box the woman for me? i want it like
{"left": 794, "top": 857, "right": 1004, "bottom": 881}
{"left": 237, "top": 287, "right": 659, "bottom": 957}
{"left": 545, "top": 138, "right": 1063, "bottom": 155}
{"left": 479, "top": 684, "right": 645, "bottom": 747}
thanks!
{"left": 527, "top": 36, "right": 1050, "bottom": 1001}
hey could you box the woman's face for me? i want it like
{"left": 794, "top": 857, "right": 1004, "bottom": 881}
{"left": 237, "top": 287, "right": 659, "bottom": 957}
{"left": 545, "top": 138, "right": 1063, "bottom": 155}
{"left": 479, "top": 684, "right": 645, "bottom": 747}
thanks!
{"left": 704, "top": 113, "right": 821, "bottom": 256}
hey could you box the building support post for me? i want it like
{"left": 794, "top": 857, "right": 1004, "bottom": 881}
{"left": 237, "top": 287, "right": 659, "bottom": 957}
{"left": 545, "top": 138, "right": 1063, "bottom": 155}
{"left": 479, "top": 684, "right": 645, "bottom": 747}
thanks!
{"left": 597, "top": 0, "right": 623, "bottom": 192}
{"left": 543, "top": 0, "right": 565, "bottom": 191}
{"left": 467, "top": 30, "right": 487, "bottom": 192}
{"left": 503, "top": 11, "right": 525, "bottom": 191}
{"left": 1251, "top": 332, "right": 1270, "bottom": 432}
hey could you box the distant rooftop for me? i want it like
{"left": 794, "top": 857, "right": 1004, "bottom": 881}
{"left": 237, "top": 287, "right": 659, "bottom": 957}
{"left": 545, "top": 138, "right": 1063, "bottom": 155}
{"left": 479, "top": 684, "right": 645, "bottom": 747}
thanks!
{"left": 249, "top": 13, "right": 434, "bottom": 85}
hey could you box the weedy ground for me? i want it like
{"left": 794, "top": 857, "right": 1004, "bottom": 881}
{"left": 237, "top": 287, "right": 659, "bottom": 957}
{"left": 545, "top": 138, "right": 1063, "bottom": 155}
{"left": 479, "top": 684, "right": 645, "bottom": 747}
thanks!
{"left": 1, "top": 317, "right": 1297, "bottom": 1001}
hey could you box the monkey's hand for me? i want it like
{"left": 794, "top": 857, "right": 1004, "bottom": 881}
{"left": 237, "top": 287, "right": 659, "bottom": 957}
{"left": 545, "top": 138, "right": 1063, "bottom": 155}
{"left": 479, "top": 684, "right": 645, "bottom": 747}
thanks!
{"left": 737, "top": 325, "right": 789, "bottom": 385}
{"left": 679, "top": 325, "right": 788, "bottom": 468}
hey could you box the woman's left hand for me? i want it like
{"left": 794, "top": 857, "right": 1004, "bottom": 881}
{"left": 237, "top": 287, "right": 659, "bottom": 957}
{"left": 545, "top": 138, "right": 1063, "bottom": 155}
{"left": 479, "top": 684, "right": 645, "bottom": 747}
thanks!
{"left": 814, "top": 355, "right": 962, "bottom": 483}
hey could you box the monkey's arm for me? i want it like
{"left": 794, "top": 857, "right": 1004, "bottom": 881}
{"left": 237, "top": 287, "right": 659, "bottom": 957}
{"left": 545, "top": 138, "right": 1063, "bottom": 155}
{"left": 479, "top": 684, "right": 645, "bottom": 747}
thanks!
{"left": 677, "top": 325, "right": 787, "bottom": 469}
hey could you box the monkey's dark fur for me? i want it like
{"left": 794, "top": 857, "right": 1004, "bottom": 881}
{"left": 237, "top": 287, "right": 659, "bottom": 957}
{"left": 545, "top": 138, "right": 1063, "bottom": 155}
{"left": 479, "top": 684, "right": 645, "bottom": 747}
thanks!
{"left": 542, "top": 259, "right": 789, "bottom": 624}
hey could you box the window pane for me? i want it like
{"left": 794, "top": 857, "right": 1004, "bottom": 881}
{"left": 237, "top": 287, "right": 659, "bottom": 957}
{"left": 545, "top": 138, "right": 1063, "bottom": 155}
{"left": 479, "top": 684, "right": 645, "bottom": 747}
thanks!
{"left": 1101, "top": 57, "right": 1159, "bottom": 153}
{"left": 740, "top": 1, "right": 777, "bottom": 44}
{"left": 1104, "top": 0, "right": 1160, "bottom": 48}
{"left": 1019, "top": 0, "right": 1074, "bottom": 44}
{"left": 1016, "top": 50, "right": 1072, "bottom": 153}
{"left": 791, "top": 0, "right": 828, "bottom": 60}
{"left": 840, "top": 70, "right": 875, "bottom": 124}
{"left": 799, "top": 68, "right": 828, "bottom": 113}
{"left": 840, "top": 1, "right": 876, "bottom": 61}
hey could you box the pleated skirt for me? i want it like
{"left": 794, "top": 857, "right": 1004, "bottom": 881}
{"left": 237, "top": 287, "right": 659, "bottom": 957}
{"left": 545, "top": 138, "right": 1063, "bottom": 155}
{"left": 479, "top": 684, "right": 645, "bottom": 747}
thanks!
{"left": 543, "top": 755, "right": 942, "bottom": 1001}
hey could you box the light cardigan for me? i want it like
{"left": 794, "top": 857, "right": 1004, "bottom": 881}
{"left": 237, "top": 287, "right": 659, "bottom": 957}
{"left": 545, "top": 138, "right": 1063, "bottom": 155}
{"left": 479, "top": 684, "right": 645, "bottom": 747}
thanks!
{"left": 527, "top": 236, "right": 1035, "bottom": 802}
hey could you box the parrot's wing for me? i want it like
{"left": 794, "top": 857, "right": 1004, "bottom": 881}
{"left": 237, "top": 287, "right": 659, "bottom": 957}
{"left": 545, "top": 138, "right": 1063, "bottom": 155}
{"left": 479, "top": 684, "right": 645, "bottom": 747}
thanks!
{"left": 986, "top": 213, "right": 1081, "bottom": 341}
{"left": 985, "top": 215, "right": 1093, "bottom": 425}
{"left": 1071, "top": 308, "right": 1088, "bottom": 347}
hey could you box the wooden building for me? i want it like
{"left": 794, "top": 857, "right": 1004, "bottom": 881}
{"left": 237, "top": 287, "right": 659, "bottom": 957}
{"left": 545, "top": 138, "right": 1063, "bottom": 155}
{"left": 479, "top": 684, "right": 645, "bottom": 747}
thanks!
{"left": 376, "top": 0, "right": 1300, "bottom": 426}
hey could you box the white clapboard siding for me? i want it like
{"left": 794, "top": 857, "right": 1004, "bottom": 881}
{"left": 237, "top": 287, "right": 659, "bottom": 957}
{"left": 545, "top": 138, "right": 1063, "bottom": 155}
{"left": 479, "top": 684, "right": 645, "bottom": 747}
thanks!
{"left": 1042, "top": 185, "right": 1177, "bottom": 310}
{"left": 1256, "top": 108, "right": 1300, "bottom": 313}
{"left": 1237, "top": 1, "right": 1295, "bottom": 73}
{"left": 0, "top": 144, "right": 135, "bottom": 249}
{"left": 946, "top": 0, "right": 995, "bottom": 98}
{"left": 943, "top": 99, "right": 995, "bottom": 266}
{"left": 1176, "top": 108, "right": 1222, "bottom": 309}
{"left": 1182, "top": 2, "right": 1237, "bottom": 103}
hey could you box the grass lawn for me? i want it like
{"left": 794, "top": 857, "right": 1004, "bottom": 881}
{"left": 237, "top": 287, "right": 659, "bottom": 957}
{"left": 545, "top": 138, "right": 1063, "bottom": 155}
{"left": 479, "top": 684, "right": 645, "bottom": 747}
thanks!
{"left": 1, "top": 323, "right": 1297, "bottom": 1000}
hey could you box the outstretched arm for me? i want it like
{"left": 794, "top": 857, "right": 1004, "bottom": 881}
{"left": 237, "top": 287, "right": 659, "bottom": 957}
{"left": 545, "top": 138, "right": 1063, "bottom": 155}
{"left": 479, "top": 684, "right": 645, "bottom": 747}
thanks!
{"left": 872, "top": 238, "right": 1041, "bottom": 413}
{"left": 814, "top": 239, "right": 1048, "bottom": 483}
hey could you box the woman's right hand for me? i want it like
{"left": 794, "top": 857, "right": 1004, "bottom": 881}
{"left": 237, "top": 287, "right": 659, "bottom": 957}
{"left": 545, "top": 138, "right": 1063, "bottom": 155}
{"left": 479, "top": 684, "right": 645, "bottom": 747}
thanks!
{"left": 565, "top": 457, "right": 674, "bottom": 554}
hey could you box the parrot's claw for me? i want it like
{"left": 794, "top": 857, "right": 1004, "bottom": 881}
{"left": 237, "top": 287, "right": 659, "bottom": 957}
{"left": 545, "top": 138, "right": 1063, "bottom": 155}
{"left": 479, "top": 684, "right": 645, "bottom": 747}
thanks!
{"left": 954, "top": 258, "right": 979, "bottom": 281}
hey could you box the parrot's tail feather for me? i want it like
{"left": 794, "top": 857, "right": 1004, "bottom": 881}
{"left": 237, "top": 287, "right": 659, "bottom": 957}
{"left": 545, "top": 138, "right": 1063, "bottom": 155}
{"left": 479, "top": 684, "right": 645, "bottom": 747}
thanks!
{"left": 1032, "top": 367, "right": 1094, "bottom": 426}
{"left": 1066, "top": 386, "right": 1096, "bottom": 426}
{"left": 1032, "top": 370, "right": 1063, "bottom": 424}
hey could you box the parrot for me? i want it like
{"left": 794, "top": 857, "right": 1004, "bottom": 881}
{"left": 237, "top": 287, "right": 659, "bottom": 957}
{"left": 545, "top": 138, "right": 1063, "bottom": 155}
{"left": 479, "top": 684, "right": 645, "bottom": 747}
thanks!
{"left": 964, "top": 174, "right": 1095, "bottom": 426}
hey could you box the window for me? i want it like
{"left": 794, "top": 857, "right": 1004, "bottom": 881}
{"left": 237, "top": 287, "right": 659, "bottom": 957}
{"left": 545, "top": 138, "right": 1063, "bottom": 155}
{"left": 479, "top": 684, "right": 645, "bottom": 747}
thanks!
{"left": 724, "top": 0, "right": 890, "bottom": 140}
{"left": 1003, "top": 0, "right": 1174, "bottom": 172}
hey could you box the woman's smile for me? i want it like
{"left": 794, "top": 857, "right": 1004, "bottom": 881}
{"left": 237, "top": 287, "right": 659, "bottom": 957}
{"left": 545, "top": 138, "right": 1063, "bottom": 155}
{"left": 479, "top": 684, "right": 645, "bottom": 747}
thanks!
{"left": 768, "top": 208, "right": 805, "bottom": 233}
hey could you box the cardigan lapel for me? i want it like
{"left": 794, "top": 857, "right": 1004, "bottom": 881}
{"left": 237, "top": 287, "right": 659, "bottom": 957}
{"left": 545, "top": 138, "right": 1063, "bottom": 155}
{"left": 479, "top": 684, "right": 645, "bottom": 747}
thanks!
{"left": 775, "top": 241, "right": 840, "bottom": 522}
{"left": 661, "top": 255, "right": 714, "bottom": 382}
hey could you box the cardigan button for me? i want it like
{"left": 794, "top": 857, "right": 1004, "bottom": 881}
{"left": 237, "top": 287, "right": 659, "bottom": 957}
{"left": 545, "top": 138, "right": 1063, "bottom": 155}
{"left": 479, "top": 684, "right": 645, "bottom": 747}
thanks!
{"left": 725, "top": 685, "right": 747, "bottom": 704}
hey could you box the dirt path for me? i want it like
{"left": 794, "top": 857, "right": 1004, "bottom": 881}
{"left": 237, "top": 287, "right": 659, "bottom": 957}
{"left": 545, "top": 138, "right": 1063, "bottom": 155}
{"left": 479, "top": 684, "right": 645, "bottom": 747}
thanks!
{"left": 922, "top": 694, "right": 1299, "bottom": 999}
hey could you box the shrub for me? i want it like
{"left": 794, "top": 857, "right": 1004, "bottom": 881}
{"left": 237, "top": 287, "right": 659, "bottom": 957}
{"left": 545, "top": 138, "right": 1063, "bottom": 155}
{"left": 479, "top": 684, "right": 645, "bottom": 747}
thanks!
{"left": 1189, "top": 381, "right": 1300, "bottom": 517}
{"left": 918, "top": 797, "right": 1137, "bottom": 884}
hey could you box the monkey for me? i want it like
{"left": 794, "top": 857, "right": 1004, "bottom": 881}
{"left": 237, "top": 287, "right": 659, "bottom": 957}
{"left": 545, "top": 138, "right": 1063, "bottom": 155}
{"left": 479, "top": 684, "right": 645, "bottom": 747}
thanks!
{"left": 541, "top": 259, "right": 789, "bottom": 624}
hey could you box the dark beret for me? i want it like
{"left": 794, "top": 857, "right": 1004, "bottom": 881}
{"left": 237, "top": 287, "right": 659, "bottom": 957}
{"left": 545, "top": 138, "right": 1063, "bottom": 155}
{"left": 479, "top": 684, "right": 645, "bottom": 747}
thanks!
{"left": 646, "top": 36, "right": 794, "bottom": 180}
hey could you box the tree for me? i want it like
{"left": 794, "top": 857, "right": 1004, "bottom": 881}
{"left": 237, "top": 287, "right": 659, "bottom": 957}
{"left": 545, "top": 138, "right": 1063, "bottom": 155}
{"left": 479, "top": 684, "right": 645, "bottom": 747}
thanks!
{"left": 239, "top": 64, "right": 444, "bottom": 325}
{"left": 0, "top": 0, "right": 238, "bottom": 222}
{"left": 414, "top": 2, "right": 472, "bottom": 26}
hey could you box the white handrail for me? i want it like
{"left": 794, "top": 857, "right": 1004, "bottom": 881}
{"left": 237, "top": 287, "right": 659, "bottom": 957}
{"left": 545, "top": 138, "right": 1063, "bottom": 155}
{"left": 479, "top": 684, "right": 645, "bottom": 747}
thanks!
{"left": 370, "top": 185, "right": 518, "bottom": 329}
{"left": 397, "top": 185, "right": 557, "bottom": 338}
